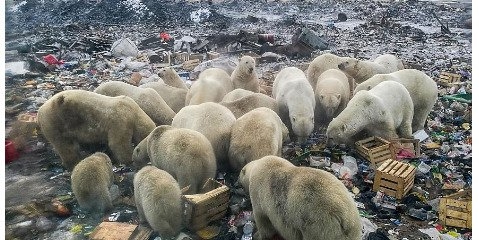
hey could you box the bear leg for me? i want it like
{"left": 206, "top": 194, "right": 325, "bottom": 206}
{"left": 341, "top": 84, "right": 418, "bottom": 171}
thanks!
{"left": 108, "top": 130, "right": 134, "bottom": 165}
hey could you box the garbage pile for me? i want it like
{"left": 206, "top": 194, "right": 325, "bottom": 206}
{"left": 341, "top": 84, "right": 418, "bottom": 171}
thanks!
{"left": 4, "top": 0, "right": 472, "bottom": 240}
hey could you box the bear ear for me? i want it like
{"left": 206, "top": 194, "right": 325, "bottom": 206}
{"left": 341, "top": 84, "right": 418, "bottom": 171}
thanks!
{"left": 367, "top": 85, "right": 372, "bottom": 90}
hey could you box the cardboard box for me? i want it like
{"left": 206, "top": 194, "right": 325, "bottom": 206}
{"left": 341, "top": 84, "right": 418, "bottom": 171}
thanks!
{"left": 373, "top": 159, "right": 416, "bottom": 200}
{"left": 182, "top": 179, "right": 230, "bottom": 231}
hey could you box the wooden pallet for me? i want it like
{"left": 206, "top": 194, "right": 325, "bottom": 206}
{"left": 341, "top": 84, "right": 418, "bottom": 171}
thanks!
{"left": 182, "top": 178, "right": 230, "bottom": 231}
{"left": 439, "top": 189, "right": 472, "bottom": 229}
{"left": 437, "top": 71, "right": 462, "bottom": 87}
{"left": 89, "top": 222, "right": 153, "bottom": 240}
{"left": 373, "top": 159, "right": 416, "bottom": 200}
{"left": 355, "top": 136, "right": 393, "bottom": 168}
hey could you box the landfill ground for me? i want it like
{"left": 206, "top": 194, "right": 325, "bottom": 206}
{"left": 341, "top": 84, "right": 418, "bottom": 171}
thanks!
{"left": 4, "top": 0, "right": 473, "bottom": 239}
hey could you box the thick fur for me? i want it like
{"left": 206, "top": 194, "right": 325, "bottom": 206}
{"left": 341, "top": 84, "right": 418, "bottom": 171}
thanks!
{"left": 94, "top": 81, "right": 175, "bottom": 125}
{"left": 171, "top": 102, "right": 236, "bottom": 169}
{"left": 71, "top": 152, "right": 114, "bottom": 213}
{"left": 327, "top": 81, "right": 414, "bottom": 146}
{"left": 132, "top": 126, "right": 217, "bottom": 194}
{"left": 222, "top": 88, "right": 255, "bottom": 102}
{"left": 157, "top": 67, "right": 188, "bottom": 90}
{"left": 373, "top": 54, "right": 405, "bottom": 73}
{"left": 231, "top": 56, "right": 260, "bottom": 92}
{"left": 239, "top": 156, "right": 362, "bottom": 240}
{"left": 37, "top": 90, "right": 155, "bottom": 170}
{"left": 315, "top": 69, "right": 351, "bottom": 127}
{"left": 139, "top": 82, "right": 187, "bottom": 113}
{"left": 134, "top": 166, "right": 182, "bottom": 239}
{"left": 272, "top": 67, "right": 315, "bottom": 144}
{"left": 228, "top": 108, "right": 289, "bottom": 172}
{"left": 338, "top": 57, "right": 389, "bottom": 83}
{"left": 306, "top": 53, "right": 355, "bottom": 92}
{"left": 220, "top": 93, "right": 279, "bottom": 119}
{"left": 353, "top": 69, "right": 438, "bottom": 132}
{"left": 185, "top": 68, "right": 234, "bottom": 105}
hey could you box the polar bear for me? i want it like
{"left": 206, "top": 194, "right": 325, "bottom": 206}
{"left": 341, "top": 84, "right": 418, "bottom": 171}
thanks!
{"left": 94, "top": 81, "right": 175, "bottom": 125}
{"left": 139, "top": 82, "right": 187, "bottom": 113}
{"left": 306, "top": 53, "right": 355, "bottom": 92}
{"left": 220, "top": 93, "right": 279, "bottom": 119}
{"left": 273, "top": 67, "right": 315, "bottom": 144}
{"left": 228, "top": 108, "right": 288, "bottom": 172}
{"left": 71, "top": 152, "right": 114, "bottom": 213}
{"left": 327, "top": 81, "right": 414, "bottom": 146}
{"left": 185, "top": 68, "right": 234, "bottom": 105}
{"left": 315, "top": 69, "right": 351, "bottom": 127}
{"left": 338, "top": 57, "right": 389, "bottom": 83}
{"left": 132, "top": 125, "right": 217, "bottom": 194}
{"left": 373, "top": 53, "right": 405, "bottom": 73}
{"left": 157, "top": 67, "right": 188, "bottom": 90}
{"left": 37, "top": 90, "right": 155, "bottom": 170}
{"left": 222, "top": 88, "right": 255, "bottom": 102}
{"left": 171, "top": 102, "right": 236, "bottom": 170}
{"left": 238, "top": 156, "right": 362, "bottom": 240}
{"left": 134, "top": 166, "right": 182, "bottom": 239}
{"left": 231, "top": 56, "right": 260, "bottom": 92}
{"left": 353, "top": 69, "right": 438, "bottom": 132}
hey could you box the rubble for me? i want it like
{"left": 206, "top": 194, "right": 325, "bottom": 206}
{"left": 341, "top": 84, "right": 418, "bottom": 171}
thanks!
{"left": 4, "top": 0, "right": 473, "bottom": 239}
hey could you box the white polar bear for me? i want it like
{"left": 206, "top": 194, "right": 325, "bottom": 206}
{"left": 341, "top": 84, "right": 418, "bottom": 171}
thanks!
{"left": 239, "top": 156, "right": 362, "bottom": 240}
{"left": 353, "top": 69, "right": 438, "bottom": 132}
{"left": 228, "top": 107, "right": 289, "bottom": 172}
{"left": 315, "top": 69, "right": 351, "bottom": 127}
{"left": 185, "top": 68, "right": 234, "bottom": 105}
{"left": 273, "top": 67, "right": 315, "bottom": 144}
{"left": 327, "top": 81, "right": 414, "bottom": 146}
{"left": 171, "top": 102, "right": 236, "bottom": 170}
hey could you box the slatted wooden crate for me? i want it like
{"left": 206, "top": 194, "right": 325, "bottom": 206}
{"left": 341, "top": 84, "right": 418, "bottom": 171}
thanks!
{"left": 182, "top": 178, "right": 230, "bottom": 231}
{"left": 373, "top": 159, "right": 416, "bottom": 200}
{"left": 438, "top": 71, "right": 462, "bottom": 87}
{"left": 89, "top": 222, "right": 153, "bottom": 240}
{"left": 389, "top": 138, "right": 420, "bottom": 159}
{"left": 439, "top": 189, "right": 472, "bottom": 229}
{"left": 355, "top": 136, "right": 393, "bottom": 168}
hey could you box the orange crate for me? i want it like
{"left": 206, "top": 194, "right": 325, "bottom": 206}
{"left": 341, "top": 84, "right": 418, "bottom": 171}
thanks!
{"left": 355, "top": 136, "right": 393, "bottom": 168}
{"left": 182, "top": 179, "right": 230, "bottom": 231}
{"left": 373, "top": 159, "right": 416, "bottom": 200}
{"left": 439, "top": 189, "right": 472, "bottom": 229}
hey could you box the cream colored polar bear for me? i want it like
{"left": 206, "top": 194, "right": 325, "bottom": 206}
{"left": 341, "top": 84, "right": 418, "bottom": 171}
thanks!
{"left": 139, "top": 82, "right": 187, "bottom": 113}
{"left": 71, "top": 152, "right": 114, "bottom": 213}
{"left": 231, "top": 56, "right": 260, "bottom": 92}
{"left": 338, "top": 57, "right": 389, "bottom": 83}
{"left": 94, "top": 81, "right": 175, "bottom": 125}
{"left": 239, "top": 156, "right": 362, "bottom": 240}
{"left": 134, "top": 166, "right": 182, "bottom": 239}
{"left": 37, "top": 90, "right": 155, "bottom": 170}
{"left": 185, "top": 68, "right": 234, "bottom": 105}
{"left": 220, "top": 92, "right": 279, "bottom": 119}
{"left": 132, "top": 125, "right": 217, "bottom": 194}
{"left": 315, "top": 69, "right": 351, "bottom": 127}
{"left": 373, "top": 53, "right": 405, "bottom": 73}
{"left": 171, "top": 102, "right": 236, "bottom": 170}
{"left": 228, "top": 108, "right": 289, "bottom": 172}
{"left": 157, "top": 67, "right": 188, "bottom": 90}
{"left": 306, "top": 53, "right": 355, "bottom": 92}
{"left": 327, "top": 81, "right": 414, "bottom": 146}
{"left": 222, "top": 88, "right": 255, "bottom": 102}
{"left": 353, "top": 69, "right": 438, "bottom": 132}
{"left": 273, "top": 67, "right": 315, "bottom": 144}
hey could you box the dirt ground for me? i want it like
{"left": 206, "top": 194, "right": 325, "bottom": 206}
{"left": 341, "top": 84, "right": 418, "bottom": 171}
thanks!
{"left": 4, "top": 0, "right": 473, "bottom": 239}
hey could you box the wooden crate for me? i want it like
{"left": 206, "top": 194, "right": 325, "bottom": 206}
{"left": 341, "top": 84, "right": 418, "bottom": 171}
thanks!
{"left": 438, "top": 71, "right": 462, "bottom": 87}
{"left": 355, "top": 136, "right": 393, "bottom": 168}
{"left": 373, "top": 159, "right": 416, "bottom": 200}
{"left": 439, "top": 189, "right": 472, "bottom": 229}
{"left": 389, "top": 138, "right": 420, "bottom": 159}
{"left": 89, "top": 222, "right": 153, "bottom": 240}
{"left": 182, "top": 178, "right": 230, "bottom": 231}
